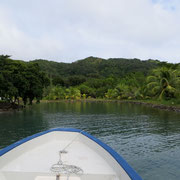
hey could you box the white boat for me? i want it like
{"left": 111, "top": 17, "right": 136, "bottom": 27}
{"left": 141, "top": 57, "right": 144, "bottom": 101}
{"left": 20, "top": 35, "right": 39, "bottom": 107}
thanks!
{"left": 0, "top": 128, "right": 142, "bottom": 180}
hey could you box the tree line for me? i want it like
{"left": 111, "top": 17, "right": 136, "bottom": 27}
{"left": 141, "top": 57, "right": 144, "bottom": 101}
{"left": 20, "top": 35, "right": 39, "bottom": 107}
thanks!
{"left": 44, "top": 67, "right": 180, "bottom": 104}
{"left": 0, "top": 55, "right": 180, "bottom": 106}
{"left": 44, "top": 58, "right": 180, "bottom": 104}
{"left": 33, "top": 56, "right": 159, "bottom": 78}
{"left": 0, "top": 55, "right": 49, "bottom": 105}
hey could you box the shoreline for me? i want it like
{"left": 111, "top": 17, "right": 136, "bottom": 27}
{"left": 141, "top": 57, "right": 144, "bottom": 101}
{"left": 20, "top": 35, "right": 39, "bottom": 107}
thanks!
{"left": 124, "top": 100, "right": 180, "bottom": 113}
{"left": 0, "top": 102, "right": 24, "bottom": 112}
{"left": 0, "top": 99, "right": 180, "bottom": 113}
{"left": 41, "top": 99, "right": 180, "bottom": 113}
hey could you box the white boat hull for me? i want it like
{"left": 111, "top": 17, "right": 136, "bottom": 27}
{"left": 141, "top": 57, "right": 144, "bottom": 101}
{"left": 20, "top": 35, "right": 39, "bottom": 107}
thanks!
{"left": 0, "top": 128, "right": 142, "bottom": 180}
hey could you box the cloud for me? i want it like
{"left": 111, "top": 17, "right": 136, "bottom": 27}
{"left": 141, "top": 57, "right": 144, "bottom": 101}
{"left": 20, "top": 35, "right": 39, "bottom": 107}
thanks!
{"left": 0, "top": 5, "right": 64, "bottom": 60}
{"left": 0, "top": 0, "right": 180, "bottom": 63}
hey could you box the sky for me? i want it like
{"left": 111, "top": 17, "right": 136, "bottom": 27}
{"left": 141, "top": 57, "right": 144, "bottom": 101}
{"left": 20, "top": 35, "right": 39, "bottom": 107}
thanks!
{"left": 0, "top": 0, "right": 180, "bottom": 63}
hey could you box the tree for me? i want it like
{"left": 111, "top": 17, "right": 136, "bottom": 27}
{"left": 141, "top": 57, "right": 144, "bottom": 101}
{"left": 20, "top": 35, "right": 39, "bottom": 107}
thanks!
{"left": 147, "top": 67, "right": 180, "bottom": 100}
{"left": 24, "top": 63, "right": 50, "bottom": 105}
{"left": 66, "top": 76, "right": 86, "bottom": 87}
{"left": 65, "top": 87, "right": 81, "bottom": 99}
{"left": 0, "top": 55, "right": 18, "bottom": 102}
{"left": 0, "top": 55, "right": 50, "bottom": 105}
{"left": 78, "top": 84, "right": 96, "bottom": 98}
{"left": 52, "top": 76, "right": 65, "bottom": 86}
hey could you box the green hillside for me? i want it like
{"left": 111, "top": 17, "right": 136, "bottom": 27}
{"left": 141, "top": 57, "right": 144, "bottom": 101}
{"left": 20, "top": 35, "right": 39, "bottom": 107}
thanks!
{"left": 1, "top": 55, "right": 179, "bottom": 106}
{"left": 32, "top": 56, "right": 161, "bottom": 78}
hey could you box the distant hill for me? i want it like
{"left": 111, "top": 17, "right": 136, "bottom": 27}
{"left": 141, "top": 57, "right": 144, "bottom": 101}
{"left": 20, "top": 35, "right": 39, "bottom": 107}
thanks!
{"left": 31, "top": 56, "right": 162, "bottom": 78}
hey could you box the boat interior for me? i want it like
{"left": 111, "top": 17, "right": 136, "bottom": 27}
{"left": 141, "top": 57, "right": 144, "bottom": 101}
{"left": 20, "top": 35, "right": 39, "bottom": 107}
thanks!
{"left": 0, "top": 131, "right": 130, "bottom": 180}
{"left": 0, "top": 172, "right": 117, "bottom": 180}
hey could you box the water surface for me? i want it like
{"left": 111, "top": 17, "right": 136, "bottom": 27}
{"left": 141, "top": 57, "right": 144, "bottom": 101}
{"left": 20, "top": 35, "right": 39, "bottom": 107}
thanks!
{"left": 0, "top": 101, "right": 180, "bottom": 180}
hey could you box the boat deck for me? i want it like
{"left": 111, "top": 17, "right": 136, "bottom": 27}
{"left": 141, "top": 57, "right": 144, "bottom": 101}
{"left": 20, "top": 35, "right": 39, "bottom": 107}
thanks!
{"left": 0, "top": 131, "right": 131, "bottom": 180}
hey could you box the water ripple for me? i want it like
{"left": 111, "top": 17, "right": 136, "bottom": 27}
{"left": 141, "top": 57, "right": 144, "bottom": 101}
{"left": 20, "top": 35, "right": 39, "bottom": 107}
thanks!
{"left": 0, "top": 102, "right": 180, "bottom": 180}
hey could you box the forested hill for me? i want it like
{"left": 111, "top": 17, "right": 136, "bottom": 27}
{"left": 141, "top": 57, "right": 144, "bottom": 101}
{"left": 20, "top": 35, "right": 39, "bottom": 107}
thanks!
{"left": 32, "top": 56, "right": 162, "bottom": 78}
{"left": 1, "top": 55, "right": 180, "bottom": 106}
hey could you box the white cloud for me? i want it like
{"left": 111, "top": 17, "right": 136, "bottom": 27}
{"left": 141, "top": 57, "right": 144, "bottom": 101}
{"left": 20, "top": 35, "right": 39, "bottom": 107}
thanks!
{"left": 0, "top": 5, "right": 64, "bottom": 60}
{"left": 0, "top": 0, "right": 180, "bottom": 63}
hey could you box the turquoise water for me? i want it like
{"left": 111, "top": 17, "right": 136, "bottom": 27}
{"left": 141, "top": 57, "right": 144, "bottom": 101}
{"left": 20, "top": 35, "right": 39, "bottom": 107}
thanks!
{"left": 0, "top": 101, "right": 180, "bottom": 180}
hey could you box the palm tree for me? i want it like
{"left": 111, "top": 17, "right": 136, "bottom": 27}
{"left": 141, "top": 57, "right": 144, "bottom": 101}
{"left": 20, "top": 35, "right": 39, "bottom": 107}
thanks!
{"left": 147, "top": 67, "right": 180, "bottom": 100}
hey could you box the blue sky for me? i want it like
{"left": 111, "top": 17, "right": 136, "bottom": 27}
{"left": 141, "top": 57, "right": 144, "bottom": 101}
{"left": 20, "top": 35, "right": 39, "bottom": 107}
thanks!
{"left": 0, "top": 0, "right": 180, "bottom": 63}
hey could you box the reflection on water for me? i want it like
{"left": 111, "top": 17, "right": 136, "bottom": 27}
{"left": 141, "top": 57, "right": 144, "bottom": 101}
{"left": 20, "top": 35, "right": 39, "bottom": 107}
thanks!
{"left": 0, "top": 101, "right": 180, "bottom": 180}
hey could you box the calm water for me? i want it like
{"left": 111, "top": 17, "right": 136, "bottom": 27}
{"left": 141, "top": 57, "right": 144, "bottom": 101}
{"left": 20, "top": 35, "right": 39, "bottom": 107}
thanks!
{"left": 0, "top": 101, "right": 180, "bottom": 180}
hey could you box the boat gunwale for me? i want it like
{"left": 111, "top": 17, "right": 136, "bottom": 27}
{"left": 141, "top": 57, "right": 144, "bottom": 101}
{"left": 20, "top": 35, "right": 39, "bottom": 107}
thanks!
{"left": 0, "top": 128, "right": 142, "bottom": 180}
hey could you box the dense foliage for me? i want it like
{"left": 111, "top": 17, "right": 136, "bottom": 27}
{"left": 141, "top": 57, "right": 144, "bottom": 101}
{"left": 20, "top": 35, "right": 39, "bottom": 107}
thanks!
{"left": 33, "top": 56, "right": 159, "bottom": 78}
{"left": 39, "top": 57, "right": 180, "bottom": 104}
{"left": 0, "top": 55, "right": 49, "bottom": 105}
{"left": 1, "top": 55, "right": 180, "bottom": 106}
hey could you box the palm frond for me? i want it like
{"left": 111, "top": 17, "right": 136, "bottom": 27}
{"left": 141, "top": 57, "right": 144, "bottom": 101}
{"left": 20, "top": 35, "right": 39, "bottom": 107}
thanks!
{"left": 147, "top": 75, "right": 157, "bottom": 83}
{"left": 147, "top": 81, "right": 159, "bottom": 89}
{"left": 159, "top": 89, "right": 166, "bottom": 100}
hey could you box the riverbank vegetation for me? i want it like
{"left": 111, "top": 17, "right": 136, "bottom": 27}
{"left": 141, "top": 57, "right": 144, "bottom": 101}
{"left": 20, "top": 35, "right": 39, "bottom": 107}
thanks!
{"left": 0, "top": 55, "right": 49, "bottom": 107}
{"left": 0, "top": 55, "right": 180, "bottom": 110}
